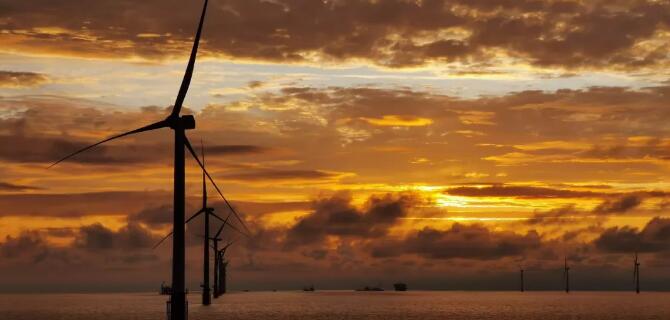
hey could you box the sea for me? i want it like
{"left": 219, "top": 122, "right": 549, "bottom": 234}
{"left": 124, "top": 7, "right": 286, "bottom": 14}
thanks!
{"left": 1, "top": 291, "right": 669, "bottom": 320}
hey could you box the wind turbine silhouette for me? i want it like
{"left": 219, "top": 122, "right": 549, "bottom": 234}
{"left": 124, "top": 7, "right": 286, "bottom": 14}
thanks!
{"left": 152, "top": 142, "right": 248, "bottom": 305}
{"left": 216, "top": 239, "right": 235, "bottom": 296}
{"left": 210, "top": 217, "right": 232, "bottom": 298}
{"left": 211, "top": 223, "right": 224, "bottom": 298}
{"left": 634, "top": 252, "right": 640, "bottom": 294}
{"left": 519, "top": 264, "right": 524, "bottom": 292}
{"left": 563, "top": 256, "right": 570, "bottom": 293}
{"left": 48, "top": 1, "right": 248, "bottom": 318}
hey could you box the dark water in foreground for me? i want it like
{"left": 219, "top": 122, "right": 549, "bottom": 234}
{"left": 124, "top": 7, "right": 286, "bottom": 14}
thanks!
{"left": 1, "top": 291, "right": 669, "bottom": 320}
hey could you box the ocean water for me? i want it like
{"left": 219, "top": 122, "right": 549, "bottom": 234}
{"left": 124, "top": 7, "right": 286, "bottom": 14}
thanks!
{"left": 1, "top": 291, "right": 669, "bottom": 320}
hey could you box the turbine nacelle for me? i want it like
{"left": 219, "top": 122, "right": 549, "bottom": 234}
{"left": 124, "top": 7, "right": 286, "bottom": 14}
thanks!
{"left": 168, "top": 114, "right": 196, "bottom": 130}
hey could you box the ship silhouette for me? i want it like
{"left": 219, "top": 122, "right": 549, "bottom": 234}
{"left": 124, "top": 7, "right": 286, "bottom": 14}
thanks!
{"left": 160, "top": 282, "right": 172, "bottom": 295}
{"left": 356, "top": 285, "right": 384, "bottom": 291}
{"left": 393, "top": 283, "right": 407, "bottom": 291}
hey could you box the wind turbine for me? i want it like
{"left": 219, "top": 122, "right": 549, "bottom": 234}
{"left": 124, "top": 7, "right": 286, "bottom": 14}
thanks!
{"left": 49, "top": 1, "right": 248, "bottom": 318}
{"left": 152, "top": 143, "right": 247, "bottom": 305}
{"left": 189, "top": 142, "right": 245, "bottom": 305}
{"left": 216, "top": 240, "right": 235, "bottom": 295}
{"left": 152, "top": 166, "right": 246, "bottom": 304}
{"left": 210, "top": 217, "right": 231, "bottom": 298}
{"left": 187, "top": 142, "right": 230, "bottom": 306}
{"left": 519, "top": 265, "right": 524, "bottom": 292}
{"left": 634, "top": 252, "right": 640, "bottom": 294}
{"left": 563, "top": 257, "right": 570, "bottom": 293}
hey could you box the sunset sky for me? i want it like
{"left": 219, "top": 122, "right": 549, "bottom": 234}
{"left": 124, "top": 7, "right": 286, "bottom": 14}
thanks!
{"left": 3, "top": 0, "right": 670, "bottom": 292}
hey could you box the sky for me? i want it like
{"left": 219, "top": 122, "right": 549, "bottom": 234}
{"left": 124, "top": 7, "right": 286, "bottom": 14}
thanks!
{"left": 2, "top": 0, "right": 670, "bottom": 292}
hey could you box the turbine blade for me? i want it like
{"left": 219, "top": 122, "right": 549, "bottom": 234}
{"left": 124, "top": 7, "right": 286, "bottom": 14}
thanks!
{"left": 171, "top": 0, "right": 209, "bottom": 117}
{"left": 49, "top": 120, "right": 169, "bottom": 168}
{"left": 186, "top": 208, "right": 205, "bottom": 224}
{"left": 184, "top": 135, "right": 251, "bottom": 233}
{"left": 152, "top": 208, "right": 204, "bottom": 249}
{"left": 221, "top": 240, "right": 235, "bottom": 251}
{"left": 214, "top": 214, "right": 229, "bottom": 238}
{"left": 218, "top": 240, "right": 236, "bottom": 256}
{"left": 153, "top": 230, "right": 174, "bottom": 250}
{"left": 211, "top": 211, "right": 248, "bottom": 238}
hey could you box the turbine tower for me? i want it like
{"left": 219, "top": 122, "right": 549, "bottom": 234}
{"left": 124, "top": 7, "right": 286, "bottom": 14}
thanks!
{"left": 519, "top": 265, "right": 524, "bottom": 292}
{"left": 563, "top": 257, "right": 570, "bottom": 293}
{"left": 634, "top": 252, "right": 640, "bottom": 294}
{"left": 49, "top": 1, "right": 248, "bottom": 318}
{"left": 201, "top": 142, "right": 211, "bottom": 305}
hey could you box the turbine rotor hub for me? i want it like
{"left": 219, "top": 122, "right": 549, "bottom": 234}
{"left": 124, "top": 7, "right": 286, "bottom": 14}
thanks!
{"left": 181, "top": 115, "right": 196, "bottom": 130}
{"left": 167, "top": 114, "right": 196, "bottom": 130}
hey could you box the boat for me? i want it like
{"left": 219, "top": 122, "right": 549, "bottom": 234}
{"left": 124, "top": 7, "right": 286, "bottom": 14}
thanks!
{"left": 355, "top": 286, "right": 384, "bottom": 291}
{"left": 160, "top": 281, "right": 172, "bottom": 295}
{"left": 303, "top": 285, "right": 315, "bottom": 292}
{"left": 393, "top": 283, "right": 407, "bottom": 291}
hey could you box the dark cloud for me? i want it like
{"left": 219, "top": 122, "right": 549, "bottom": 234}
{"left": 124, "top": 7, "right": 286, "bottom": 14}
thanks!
{"left": 0, "top": 71, "right": 49, "bottom": 88}
{"left": 370, "top": 224, "right": 542, "bottom": 260}
{"left": 593, "top": 195, "right": 643, "bottom": 214}
{"left": 526, "top": 195, "right": 645, "bottom": 226}
{"left": 0, "top": 231, "right": 46, "bottom": 258}
{"left": 2, "top": 0, "right": 669, "bottom": 70}
{"left": 285, "top": 193, "right": 418, "bottom": 247}
{"left": 526, "top": 205, "right": 580, "bottom": 225}
{"left": 594, "top": 217, "right": 670, "bottom": 253}
{"left": 562, "top": 225, "right": 606, "bottom": 242}
{"left": 74, "top": 223, "right": 158, "bottom": 251}
{"left": 129, "top": 205, "right": 173, "bottom": 227}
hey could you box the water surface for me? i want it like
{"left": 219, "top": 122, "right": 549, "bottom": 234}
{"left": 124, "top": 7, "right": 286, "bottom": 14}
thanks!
{"left": 2, "top": 291, "right": 668, "bottom": 320}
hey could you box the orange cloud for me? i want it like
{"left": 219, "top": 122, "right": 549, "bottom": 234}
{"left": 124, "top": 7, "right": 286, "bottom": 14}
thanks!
{"left": 0, "top": 71, "right": 49, "bottom": 88}
{"left": 360, "top": 115, "right": 433, "bottom": 127}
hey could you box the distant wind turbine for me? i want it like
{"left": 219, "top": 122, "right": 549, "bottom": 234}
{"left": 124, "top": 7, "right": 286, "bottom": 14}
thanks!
{"left": 48, "top": 1, "right": 248, "bottom": 318}
{"left": 519, "top": 265, "right": 524, "bottom": 292}
{"left": 152, "top": 142, "right": 248, "bottom": 305}
{"left": 564, "top": 257, "right": 570, "bottom": 293}
{"left": 216, "top": 240, "right": 235, "bottom": 296}
{"left": 634, "top": 252, "right": 640, "bottom": 294}
{"left": 210, "top": 217, "right": 230, "bottom": 298}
